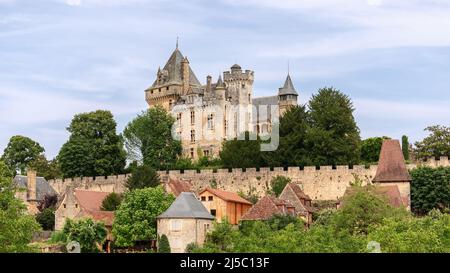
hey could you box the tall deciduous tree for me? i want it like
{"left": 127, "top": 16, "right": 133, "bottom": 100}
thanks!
{"left": 112, "top": 186, "right": 174, "bottom": 247}
{"left": 306, "top": 87, "right": 361, "bottom": 165}
{"left": 0, "top": 160, "right": 41, "bottom": 252}
{"left": 414, "top": 125, "right": 450, "bottom": 160}
{"left": 123, "top": 106, "right": 182, "bottom": 170}
{"left": 58, "top": 110, "right": 126, "bottom": 178}
{"left": 360, "top": 137, "right": 390, "bottom": 163}
{"left": 1, "top": 135, "right": 45, "bottom": 174}
{"left": 220, "top": 131, "right": 265, "bottom": 168}
{"left": 28, "top": 155, "right": 61, "bottom": 180}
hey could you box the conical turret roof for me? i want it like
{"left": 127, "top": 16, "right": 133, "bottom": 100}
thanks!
{"left": 373, "top": 139, "right": 412, "bottom": 183}
{"left": 278, "top": 74, "right": 298, "bottom": 96}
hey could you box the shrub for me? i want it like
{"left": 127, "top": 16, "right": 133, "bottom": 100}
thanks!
{"left": 62, "top": 218, "right": 107, "bottom": 253}
{"left": 158, "top": 234, "right": 171, "bottom": 253}
{"left": 269, "top": 176, "right": 291, "bottom": 197}
{"left": 101, "top": 192, "right": 123, "bottom": 211}
{"left": 35, "top": 208, "right": 55, "bottom": 230}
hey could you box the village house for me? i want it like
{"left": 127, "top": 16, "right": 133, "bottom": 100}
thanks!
{"left": 14, "top": 170, "right": 57, "bottom": 215}
{"left": 279, "top": 183, "right": 315, "bottom": 226}
{"left": 157, "top": 192, "right": 214, "bottom": 253}
{"left": 198, "top": 188, "right": 253, "bottom": 225}
{"left": 240, "top": 196, "right": 296, "bottom": 221}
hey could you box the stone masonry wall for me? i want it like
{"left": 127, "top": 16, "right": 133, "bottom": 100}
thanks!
{"left": 48, "top": 157, "right": 450, "bottom": 201}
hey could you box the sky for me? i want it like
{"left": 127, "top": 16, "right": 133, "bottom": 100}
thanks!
{"left": 1, "top": 0, "right": 450, "bottom": 158}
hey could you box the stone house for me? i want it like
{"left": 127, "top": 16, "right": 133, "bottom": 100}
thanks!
{"left": 240, "top": 196, "right": 296, "bottom": 221}
{"left": 54, "top": 187, "right": 114, "bottom": 232}
{"left": 198, "top": 188, "right": 253, "bottom": 225}
{"left": 157, "top": 192, "right": 214, "bottom": 253}
{"left": 279, "top": 183, "right": 315, "bottom": 226}
{"left": 14, "top": 170, "right": 57, "bottom": 215}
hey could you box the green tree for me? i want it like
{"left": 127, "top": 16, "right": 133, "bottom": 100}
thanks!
{"left": 414, "top": 125, "right": 450, "bottom": 160}
{"left": 58, "top": 110, "right": 126, "bottom": 178}
{"left": 1, "top": 135, "right": 45, "bottom": 174}
{"left": 0, "top": 160, "right": 41, "bottom": 252}
{"left": 112, "top": 186, "right": 175, "bottom": 247}
{"left": 100, "top": 192, "right": 123, "bottom": 211}
{"left": 360, "top": 137, "right": 390, "bottom": 163}
{"left": 306, "top": 87, "right": 361, "bottom": 165}
{"left": 125, "top": 164, "right": 160, "bottom": 190}
{"left": 35, "top": 208, "right": 55, "bottom": 231}
{"left": 123, "top": 106, "right": 182, "bottom": 170}
{"left": 410, "top": 167, "right": 450, "bottom": 215}
{"left": 158, "top": 234, "right": 171, "bottom": 253}
{"left": 269, "top": 176, "right": 291, "bottom": 197}
{"left": 220, "top": 131, "right": 265, "bottom": 168}
{"left": 62, "top": 218, "right": 107, "bottom": 253}
{"left": 402, "top": 135, "right": 410, "bottom": 161}
{"left": 28, "top": 155, "right": 61, "bottom": 180}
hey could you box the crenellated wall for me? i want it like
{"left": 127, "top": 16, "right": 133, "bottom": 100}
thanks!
{"left": 48, "top": 157, "right": 450, "bottom": 201}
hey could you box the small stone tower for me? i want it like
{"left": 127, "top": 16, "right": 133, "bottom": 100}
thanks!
{"left": 373, "top": 139, "right": 412, "bottom": 210}
{"left": 278, "top": 74, "right": 298, "bottom": 116}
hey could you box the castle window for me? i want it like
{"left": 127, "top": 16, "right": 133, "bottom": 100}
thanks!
{"left": 166, "top": 87, "right": 169, "bottom": 91}
{"left": 63, "top": 204, "right": 66, "bottom": 208}
{"left": 207, "top": 114, "right": 214, "bottom": 130}
{"left": 159, "top": 88, "right": 161, "bottom": 93}
{"left": 190, "top": 110, "right": 195, "bottom": 125}
{"left": 151, "top": 90, "right": 154, "bottom": 94}
{"left": 248, "top": 94, "right": 251, "bottom": 103}
{"left": 169, "top": 100, "right": 173, "bottom": 110}
{"left": 204, "top": 150, "right": 210, "bottom": 157}
{"left": 190, "top": 130, "right": 195, "bottom": 143}
{"left": 190, "top": 148, "right": 194, "bottom": 158}
{"left": 224, "top": 120, "right": 228, "bottom": 136}
{"left": 177, "top": 113, "right": 182, "bottom": 126}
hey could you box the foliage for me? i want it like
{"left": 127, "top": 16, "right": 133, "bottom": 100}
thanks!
{"left": 269, "top": 176, "right": 291, "bottom": 197}
{"left": 28, "top": 155, "right": 61, "bottom": 180}
{"left": 158, "top": 234, "right": 171, "bottom": 253}
{"left": 1, "top": 135, "right": 45, "bottom": 174}
{"left": 123, "top": 106, "right": 182, "bottom": 170}
{"left": 125, "top": 164, "right": 160, "bottom": 190}
{"left": 58, "top": 110, "right": 126, "bottom": 178}
{"left": 101, "top": 192, "right": 123, "bottom": 211}
{"left": 49, "top": 230, "right": 67, "bottom": 244}
{"left": 62, "top": 218, "right": 107, "bottom": 253}
{"left": 306, "top": 87, "right": 361, "bottom": 165}
{"left": 37, "top": 194, "right": 58, "bottom": 212}
{"left": 185, "top": 242, "right": 199, "bottom": 253}
{"left": 414, "top": 125, "right": 450, "bottom": 160}
{"left": 112, "top": 186, "right": 175, "bottom": 247}
{"left": 402, "top": 135, "right": 410, "bottom": 161}
{"left": 410, "top": 167, "right": 450, "bottom": 215}
{"left": 360, "top": 137, "right": 390, "bottom": 163}
{"left": 173, "top": 157, "right": 195, "bottom": 170}
{"left": 220, "top": 131, "right": 266, "bottom": 168}
{"left": 35, "top": 208, "right": 55, "bottom": 231}
{"left": 237, "top": 185, "right": 259, "bottom": 204}
{"left": 266, "top": 214, "right": 304, "bottom": 230}
{"left": 0, "top": 160, "right": 41, "bottom": 252}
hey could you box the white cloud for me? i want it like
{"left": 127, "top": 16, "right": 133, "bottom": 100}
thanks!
{"left": 66, "top": 0, "right": 81, "bottom": 6}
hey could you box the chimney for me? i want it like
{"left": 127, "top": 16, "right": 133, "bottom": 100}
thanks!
{"left": 206, "top": 75, "right": 212, "bottom": 92}
{"left": 181, "top": 57, "right": 190, "bottom": 95}
{"left": 27, "top": 169, "right": 37, "bottom": 201}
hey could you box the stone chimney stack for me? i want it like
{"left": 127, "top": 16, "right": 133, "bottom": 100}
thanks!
{"left": 27, "top": 169, "right": 37, "bottom": 201}
{"left": 206, "top": 75, "right": 212, "bottom": 92}
{"left": 181, "top": 56, "right": 190, "bottom": 95}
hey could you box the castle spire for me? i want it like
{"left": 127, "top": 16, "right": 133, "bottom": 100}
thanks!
{"left": 176, "top": 36, "right": 179, "bottom": 49}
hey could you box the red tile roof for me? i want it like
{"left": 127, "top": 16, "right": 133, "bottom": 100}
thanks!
{"left": 373, "top": 139, "right": 412, "bottom": 183}
{"left": 241, "top": 196, "right": 295, "bottom": 221}
{"left": 167, "top": 178, "right": 192, "bottom": 196}
{"left": 74, "top": 189, "right": 115, "bottom": 226}
{"left": 82, "top": 210, "right": 115, "bottom": 226}
{"left": 200, "top": 188, "right": 252, "bottom": 205}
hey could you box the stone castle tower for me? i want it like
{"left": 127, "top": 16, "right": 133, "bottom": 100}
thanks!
{"left": 145, "top": 45, "right": 299, "bottom": 160}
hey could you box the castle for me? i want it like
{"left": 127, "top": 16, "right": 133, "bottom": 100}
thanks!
{"left": 144, "top": 44, "right": 298, "bottom": 160}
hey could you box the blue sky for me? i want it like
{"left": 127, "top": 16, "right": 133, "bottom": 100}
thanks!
{"left": 1, "top": 0, "right": 450, "bottom": 158}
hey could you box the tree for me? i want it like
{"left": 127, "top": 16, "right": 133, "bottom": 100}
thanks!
{"left": 410, "top": 167, "right": 450, "bottom": 215}
{"left": 414, "top": 125, "right": 450, "bottom": 160}
{"left": 62, "top": 218, "right": 107, "bottom": 253}
{"left": 158, "top": 234, "right": 171, "bottom": 253}
{"left": 125, "top": 165, "right": 160, "bottom": 190}
{"left": 35, "top": 208, "right": 55, "bottom": 231}
{"left": 123, "top": 106, "right": 182, "bottom": 170}
{"left": 220, "top": 131, "right": 265, "bottom": 168}
{"left": 37, "top": 194, "right": 58, "bottom": 212}
{"left": 360, "top": 137, "right": 390, "bottom": 163}
{"left": 28, "top": 155, "right": 61, "bottom": 180}
{"left": 306, "top": 87, "right": 361, "bottom": 165}
{"left": 402, "top": 135, "right": 410, "bottom": 161}
{"left": 112, "top": 186, "right": 175, "bottom": 247}
{"left": 269, "top": 176, "right": 291, "bottom": 197}
{"left": 0, "top": 160, "right": 41, "bottom": 252}
{"left": 58, "top": 110, "right": 126, "bottom": 178}
{"left": 101, "top": 192, "right": 123, "bottom": 211}
{"left": 1, "top": 135, "right": 44, "bottom": 174}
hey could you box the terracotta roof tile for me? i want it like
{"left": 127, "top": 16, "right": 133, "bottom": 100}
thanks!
{"left": 82, "top": 210, "right": 115, "bottom": 226}
{"left": 241, "top": 196, "right": 295, "bottom": 221}
{"left": 74, "top": 189, "right": 110, "bottom": 211}
{"left": 373, "top": 139, "right": 412, "bottom": 182}
{"left": 168, "top": 178, "right": 192, "bottom": 196}
{"left": 200, "top": 188, "right": 252, "bottom": 205}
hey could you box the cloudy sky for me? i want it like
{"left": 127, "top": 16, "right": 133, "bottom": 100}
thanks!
{"left": 1, "top": 0, "right": 450, "bottom": 158}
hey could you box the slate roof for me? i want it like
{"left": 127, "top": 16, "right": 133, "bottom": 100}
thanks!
{"left": 199, "top": 188, "right": 252, "bottom": 205}
{"left": 278, "top": 74, "right": 298, "bottom": 96}
{"left": 373, "top": 139, "right": 412, "bottom": 183}
{"left": 14, "top": 175, "right": 57, "bottom": 201}
{"left": 241, "top": 196, "right": 295, "bottom": 221}
{"left": 150, "top": 48, "right": 201, "bottom": 88}
{"left": 158, "top": 192, "right": 214, "bottom": 220}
